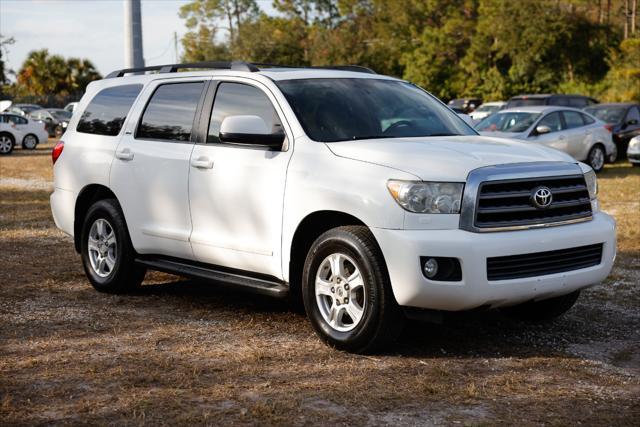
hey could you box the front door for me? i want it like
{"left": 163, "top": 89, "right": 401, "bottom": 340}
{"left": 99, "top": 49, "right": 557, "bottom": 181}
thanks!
{"left": 531, "top": 111, "right": 568, "bottom": 153}
{"left": 188, "top": 79, "right": 293, "bottom": 278}
{"left": 110, "top": 79, "right": 207, "bottom": 259}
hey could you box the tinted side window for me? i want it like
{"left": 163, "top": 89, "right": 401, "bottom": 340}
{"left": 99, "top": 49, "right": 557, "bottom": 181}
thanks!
{"left": 553, "top": 97, "right": 572, "bottom": 106}
{"left": 563, "top": 111, "right": 584, "bottom": 129}
{"left": 137, "top": 82, "right": 204, "bottom": 142}
{"left": 626, "top": 107, "right": 640, "bottom": 123}
{"left": 569, "top": 98, "right": 587, "bottom": 108}
{"left": 208, "top": 83, "right": 282, "bottom": 144}
{"left": 581, "top": 113, "right": 595, "bottom": 125}
{"left": 13, "top": 116, "right": 28, "bottom": 125}
{"left": 538, "top": 112, "right": 563, "bottom": 132}
{"left": 77, "top": 84, "right": 142, "bottom": 136}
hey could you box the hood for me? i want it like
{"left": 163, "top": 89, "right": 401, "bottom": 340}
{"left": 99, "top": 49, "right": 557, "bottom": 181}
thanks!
{"left": 478, "top": 131, "right": 528, "bottom": 140}
{"left": 325, "top": 135, "right": 575, "bottom": 181}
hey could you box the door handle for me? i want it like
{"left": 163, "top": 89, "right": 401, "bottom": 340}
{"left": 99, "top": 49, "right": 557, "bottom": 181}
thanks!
{"left": 191, "top": 156, "right": 213, "bottom": 169}
{"left": 115, "top": 148, "right": 134, "bottom": 161}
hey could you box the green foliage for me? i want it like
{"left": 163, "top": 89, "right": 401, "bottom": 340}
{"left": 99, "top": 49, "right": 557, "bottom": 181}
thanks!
{"left": 6, "top": 49, "right": 101, "bottom": 103}
{"left": 601, "top": 38, "right": 640, "bottom": 101}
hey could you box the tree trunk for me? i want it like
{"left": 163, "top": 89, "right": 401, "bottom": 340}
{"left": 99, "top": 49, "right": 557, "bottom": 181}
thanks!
{"left": 632, "top": 0, "right": 637, "bottom": 34}
{"left": 624, "top": 0, "right": 629, "bottom": 39}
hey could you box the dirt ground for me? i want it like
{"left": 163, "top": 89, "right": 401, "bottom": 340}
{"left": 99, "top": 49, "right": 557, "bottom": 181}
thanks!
{"left": 1, "top": 140, "right": 639, "bottom": 426}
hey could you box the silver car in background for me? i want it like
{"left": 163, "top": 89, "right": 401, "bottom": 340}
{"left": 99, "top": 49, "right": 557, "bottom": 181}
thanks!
{"left": 475, "top": 106, "right": 616, "bottom": 172}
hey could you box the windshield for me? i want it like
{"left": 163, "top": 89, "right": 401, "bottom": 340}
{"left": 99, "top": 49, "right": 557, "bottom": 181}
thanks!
{"left": 475, "top": 112, "right": 541, "bottom": 133}
{"left": 51, "top": 110, "right": 72, "bottom": 120}
{"left": 584, "top": 106, "right": 626, "bottom": 124}
{"left": 276, "top": 79, "right": 476, "bottom": 142}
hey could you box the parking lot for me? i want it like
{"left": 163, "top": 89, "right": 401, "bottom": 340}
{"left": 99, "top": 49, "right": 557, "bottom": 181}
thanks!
{"left": 1, "top": 140, "right": 638, "bottom": 425}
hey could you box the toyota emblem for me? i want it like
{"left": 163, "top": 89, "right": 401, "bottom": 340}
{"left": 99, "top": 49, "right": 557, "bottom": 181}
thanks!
{"left": 531, "top": 186, "right": 553, "bottom": 209}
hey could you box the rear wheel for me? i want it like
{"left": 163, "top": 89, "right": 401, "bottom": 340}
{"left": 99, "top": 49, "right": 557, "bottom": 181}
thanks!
{"left": 500, "top": 291, "right": 580, "bottom": 322}
{"left": 302, "top": 226, "right": 404, "bottom": 353}
{"left": 22, "top": 134, "right": 38, "bottom": 150}
{"left": 0, "top": 133, "right": 15, "bottom": 155}
{"left": 81, "top": 199, "right": 146, "bottom": 293}
{"left": 587, "top": 145, "right": 606, "bottom": 172}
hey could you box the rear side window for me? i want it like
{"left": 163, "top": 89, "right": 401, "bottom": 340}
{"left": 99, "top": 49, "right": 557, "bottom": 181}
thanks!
{"left": 77, "top": 84, "right": 142, "bottom": 136}
{"left": 552, "top": 97, "right": 572, "bottom": 106}
{"left": 207, "top": 83, "right": 282, "bottom": 144}
{"left": 563, "top": 111, "right": 585, "bottom": 129}
{"left": 136, "top": 82, "right": 204, "bottom": 142}
{"left": 626, "top": 107, "right": 640, "bottom": 123}
{"left": 569, "top": 98, "right": 587, "bottom": 108}
{"left": 581, "top": 113, "right": 595, "bottom": 125}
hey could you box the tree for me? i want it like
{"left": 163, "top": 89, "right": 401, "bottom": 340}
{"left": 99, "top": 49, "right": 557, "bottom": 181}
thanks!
{"left": 12, "top": 49, "right": 101, "bottom": 98}
{"left": 0, "top": 34, "right": 15, "bottom": 93}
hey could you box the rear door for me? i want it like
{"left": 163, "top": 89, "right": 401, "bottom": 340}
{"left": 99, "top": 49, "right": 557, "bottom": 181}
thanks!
{"left": 110, "top": 78, "right": 208, "bottom": 259}
{"left": 561, "top": 110, "right": 589, "bottom": 159}
{"left": 188, "top": 78, "right": 293, "bottom": 278}
{"left": 620, "top": 106, "right": 640, "bottom": 144}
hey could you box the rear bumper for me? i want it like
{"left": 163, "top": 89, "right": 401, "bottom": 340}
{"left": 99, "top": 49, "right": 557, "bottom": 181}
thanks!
{"left": 50, "top": 187, "right": 75, "bottom": 237}
{"left": 371, "top": 212, "right": 616, "bottom": 311}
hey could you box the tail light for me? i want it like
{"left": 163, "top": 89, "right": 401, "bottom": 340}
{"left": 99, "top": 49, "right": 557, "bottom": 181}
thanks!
{"left": 604, "top": 124, "right": 614, "bottom": 133}
{"left": 52, "top": 141, "right": 64, "bottom": 164}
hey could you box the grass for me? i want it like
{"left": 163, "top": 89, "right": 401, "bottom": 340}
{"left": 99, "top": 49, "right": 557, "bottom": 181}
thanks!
{"left": 0, "top": 140, "right": 638, "bottom": 426}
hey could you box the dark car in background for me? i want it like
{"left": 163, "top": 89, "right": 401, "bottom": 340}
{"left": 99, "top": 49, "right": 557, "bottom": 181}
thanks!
{"left": 29, "top": 108, "right": 72, "bottom": 137}
{"left": 448, "top": 98, "right": 482, "bottom": 114}
{"left": 584, "top": 103, "right": 640, "bottom": 160}
{"left": 8, "top": 103, "right": 43, "bottom": 116}
{"left": 506, "top": 94, "right": 598, "bottom": 110}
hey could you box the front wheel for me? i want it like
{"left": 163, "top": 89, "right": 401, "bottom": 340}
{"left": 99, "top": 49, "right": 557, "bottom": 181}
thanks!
{"left": 302, "top": 226, "right": 404, "bottom": 353}
{"left": 587, "top": 145, "right": 606, "bottom": 172}
{"left": 81, "top": 199, "right": 146, "bottom": 293}
{"left": 22, "top": 134, "right": 38, "bottom": 150}
{"left": 500, "top": 290, "right": 580, "bottom": 322}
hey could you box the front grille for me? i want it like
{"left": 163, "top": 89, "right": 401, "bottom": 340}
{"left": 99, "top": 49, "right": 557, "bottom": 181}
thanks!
{"left": 475, "top": 175, "right": 592, "bottom": 230}
{"left": 487, "top": 243, "right": 603, "bottom": 281}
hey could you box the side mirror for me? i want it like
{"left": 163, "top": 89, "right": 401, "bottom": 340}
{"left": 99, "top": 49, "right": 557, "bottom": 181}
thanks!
{"left": 535, "top": 125, "right": 551, "bottom": 135}
{"left": 457, "top": 113, "right": 474, "bottom": 126}
{"left": 45, "top": 117, "right": 53, "bottom": 122}
{"left": 219, "top": 115, "right": 284, "bottom": 149}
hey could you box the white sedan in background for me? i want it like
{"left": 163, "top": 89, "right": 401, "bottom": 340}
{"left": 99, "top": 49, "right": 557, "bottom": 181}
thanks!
{"left": 1, "top": 112, "right": 49, "bottom": 150}
{"left": 469, "top": 101, "right": 506, "bottom": 122}
{"left": 628, "top": 136, "right": 640, "bottom": 166}
{"left": 475, "top": 106, "right": 616, "bottom": 172}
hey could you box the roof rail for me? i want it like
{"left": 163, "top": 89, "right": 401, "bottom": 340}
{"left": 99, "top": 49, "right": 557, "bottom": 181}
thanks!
{"left": 105, "top": 61, "right": 375, "bottom": 79}
{"left": 105, "top": 61, "right": 259, "bottom": 78}
{"left": 252, "top": 63, "right": 376, "bottom": 74}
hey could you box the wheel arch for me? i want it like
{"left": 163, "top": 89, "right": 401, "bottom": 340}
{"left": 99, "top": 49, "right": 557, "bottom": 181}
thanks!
{"left": 73, "top": 184, "right": 120, "bottom": 253}
{"left": 287, "top": 210, "right": 374, "bottom": 306}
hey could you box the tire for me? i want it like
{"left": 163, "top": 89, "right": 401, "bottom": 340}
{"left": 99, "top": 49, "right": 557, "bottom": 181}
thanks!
{"left": 21, "top": 134, "right": 38, "bottom": 150}
{"left": 0, "top": 133, "right": 15, "bottom": 155}
{"left": 587, "top": 144, "right": 606, "bottom": 172}
{"left": 81, "top": 199, "right": 146, "bottom": 293}
{"left": 302, "top": 226, "right": 404, "bottom": 353}
{"left": 500, "top": 290, "right": 580, "bottom": 323}
{"left": 632, "top": 163, "right": 640, "bottom": 167}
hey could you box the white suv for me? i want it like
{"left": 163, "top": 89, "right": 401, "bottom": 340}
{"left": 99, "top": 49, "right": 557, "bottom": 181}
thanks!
{"left": 50, "top": 62, "right": 616, "bottom": 353}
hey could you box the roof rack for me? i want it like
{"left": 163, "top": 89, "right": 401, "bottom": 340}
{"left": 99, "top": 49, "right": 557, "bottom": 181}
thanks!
{"left": 105, "top": 61, "right": 376, "bottom": 78}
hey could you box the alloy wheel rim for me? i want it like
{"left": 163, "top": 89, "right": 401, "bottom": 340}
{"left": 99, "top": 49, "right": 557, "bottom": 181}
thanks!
{"left": 315, "top": 252, "right": 366, "bottom": 332}
{"left": 88, "top": 218, "right": 117, "bottom": 278}
{"left": 591, "top": 148, "right": 604, "bottom": 170}
{"left": 24, "top": 135, "right": 37, "bottom": 149}
{"left": 0, "top": 136, "right": 11, "bottom": 153}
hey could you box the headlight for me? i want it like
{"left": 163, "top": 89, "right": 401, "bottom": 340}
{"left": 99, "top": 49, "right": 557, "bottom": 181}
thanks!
{"left": 629, "top": 138, "right": 640, "bottom": 151}
{"left": 387, "top": 180, "right": 464, "bottom": 213}
{"left": 62, "top": 122, "right": 68, "bottom": 128}
{"left": 583, "top": 169, "right": 597, "bottom": 200}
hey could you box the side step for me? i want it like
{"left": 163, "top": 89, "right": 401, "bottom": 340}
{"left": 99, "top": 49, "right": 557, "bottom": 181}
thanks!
{"left": 135, "top": 256, "right": 289, "bottom": 298}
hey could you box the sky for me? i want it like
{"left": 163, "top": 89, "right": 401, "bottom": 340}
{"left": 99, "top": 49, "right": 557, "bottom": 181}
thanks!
{"left": 0, "top": 0, "right": 276, "bottom": 79}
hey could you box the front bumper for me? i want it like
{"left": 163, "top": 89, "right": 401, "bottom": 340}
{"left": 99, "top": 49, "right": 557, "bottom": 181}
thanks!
{"left": 371, "top": 212, "right": 616, "bottom": 311}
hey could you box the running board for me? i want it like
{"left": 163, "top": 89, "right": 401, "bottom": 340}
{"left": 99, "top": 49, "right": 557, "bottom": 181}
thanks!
{"left": 135, "top": 256, "right": 289, "bottom": 298}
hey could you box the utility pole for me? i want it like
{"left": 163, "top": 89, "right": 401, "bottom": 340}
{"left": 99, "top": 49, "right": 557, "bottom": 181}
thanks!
{"left": 124, "top": 0, "right": 144, "bottom": 69}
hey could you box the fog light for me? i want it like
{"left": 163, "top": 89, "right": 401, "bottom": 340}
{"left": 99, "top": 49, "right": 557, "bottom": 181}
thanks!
{"left": 423, "top": 258, "right": 439, "bottom": 278}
